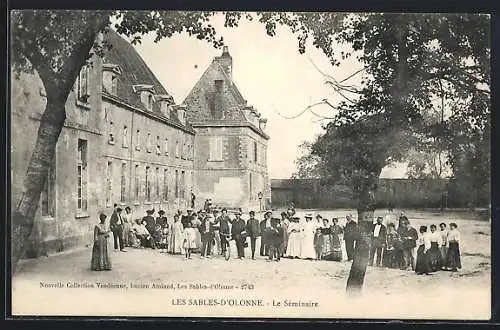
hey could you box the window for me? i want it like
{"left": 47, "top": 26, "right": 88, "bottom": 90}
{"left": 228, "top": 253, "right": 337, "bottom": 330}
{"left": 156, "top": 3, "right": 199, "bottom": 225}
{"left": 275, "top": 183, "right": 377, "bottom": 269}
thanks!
{"left": 147, "top": 94, "right": 153, "bottom": 111}
{"left": 156, "top": 136, "right": 161, "bottom": 155}
{"left": 106, "top": 161, "right": 113, "bottom": 207}
{"left": 145, "top": 166, "right": 151, "bottom": 201}
{"left": 108, "top": 121, "right": 115, "bottom": 144}
{"left": 164, "top": 138, "right": 169, "bottom": 156}
{"left": 253, "top": 141, "right": 258, "bottom": 163}
{"left": 175, "top": 141, "right": 180, "bottom": 158}
{"left": 209, "top": 137, "right": 223, "bottom": 161}
{"left": 111, "top": 75, "right": 118, "bottom": 96}
{"left": 182, "top": 143, "right": 186, "bottom": 159}
{"left": 135, "top": 130, "right": 141, "bottom": 150}
{"left": 181, "top": 170, "right": 185, "bottom": 199}
{"left": 77, "top": 65, "right": 90, "bottom": 103}
{"left": 163, "top": 169, "right": 169, "bottom": 200}
{"left": 134, "top": 165, "right": 140, "bottom": 200}
{"left": 146, "top": 133, "right": 152, "bottom": 153}
{"left": 215, "top": 80, "right": 223, "bottom": 92}
{"left": 156, "top": 167, "right": 160, "bottom": 200}
{"left": 120, "top": 163, "right": 126, "bottom": 202}
{"left": 77, "top": 139, "right": 88, "bottom": 213}
{"left": 41, "top": 158, "right": 56, "bottom": 217}
{"left": 122, "top": 126, "right": 128, "bottom": 148}
{"left": 175, "top": 170, "right": 179, "bottom": 198}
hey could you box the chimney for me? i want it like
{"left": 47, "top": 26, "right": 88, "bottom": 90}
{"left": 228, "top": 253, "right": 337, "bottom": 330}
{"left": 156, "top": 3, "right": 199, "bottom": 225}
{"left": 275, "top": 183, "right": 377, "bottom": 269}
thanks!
{"left": 259, "top": 118, "right": 267, "bottom": 131}
{"left": 216, "top": 46, "right": 233, "bottom": 79}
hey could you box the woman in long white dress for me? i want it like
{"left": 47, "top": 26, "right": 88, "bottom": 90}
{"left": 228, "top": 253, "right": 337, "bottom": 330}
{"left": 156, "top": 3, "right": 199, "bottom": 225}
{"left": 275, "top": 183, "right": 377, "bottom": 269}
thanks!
{"left": 286, "top": 216, "right": 302, "bottom": 258}
{"left": 300, "top": 214, "right": 316, "bottom": 260}
{"left": 168, "top": 214, "right": 184, "bottom": 254}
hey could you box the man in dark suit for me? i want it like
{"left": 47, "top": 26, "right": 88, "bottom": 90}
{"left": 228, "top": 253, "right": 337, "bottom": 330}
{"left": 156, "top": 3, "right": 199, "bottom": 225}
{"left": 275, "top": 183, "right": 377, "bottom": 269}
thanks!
{"left": 231, "top": 210, "right": 247, "bottom": 259}
{"left": 216, "top": 208, "right": 232, "bottom": 255}
{"left": 200, "top": 214, "right": 215, "bottom": 258}
{"left": 260, "top": 211, "right": 272, "bottom": 256}
{"left": 142, "top": 209, "right": 157, "bottom": 249}
{"left": 268, "top": 217, "right": 284, "bottom": 262}
{"left": 110, "top": 207, "right": 126, "bottom": 252}
{"left": 343, "top": 214, "right": 359, "bottom": 261}
{"left": 246, "top": 211, "right": 261, "bottom": 260}
{"left": 369, "top": 216, "right": 387, "bottom": 267}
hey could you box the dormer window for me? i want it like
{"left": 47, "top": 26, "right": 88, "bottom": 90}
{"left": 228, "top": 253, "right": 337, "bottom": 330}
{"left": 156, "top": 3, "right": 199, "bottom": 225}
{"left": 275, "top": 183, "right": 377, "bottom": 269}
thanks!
{"left": 76, "top": 65, "right": 90, "bottom": 103}
{"left": 156, "top": 94, "right": 174, "bottom": 118}
{"left": 215, "top": 80, "right": 223, "bottom": 92}
{"left": 133, "top": 84, "right": 155, "bottom": 111}
{"left": 102, "top": 64, "right": 122, "bottom": 97}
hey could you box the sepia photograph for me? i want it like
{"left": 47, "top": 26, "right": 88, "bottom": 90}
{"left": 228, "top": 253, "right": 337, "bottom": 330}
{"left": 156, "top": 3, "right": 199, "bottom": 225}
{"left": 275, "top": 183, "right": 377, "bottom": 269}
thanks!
{"left": 9, "top": 10, "right": 491, "bottom": 319}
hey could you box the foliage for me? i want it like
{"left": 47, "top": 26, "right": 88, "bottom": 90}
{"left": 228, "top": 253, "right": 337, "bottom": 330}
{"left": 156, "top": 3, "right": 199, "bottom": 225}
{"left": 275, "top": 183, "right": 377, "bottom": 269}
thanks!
{"left": 291, "top": 140, "right": 327, "bottom": 179}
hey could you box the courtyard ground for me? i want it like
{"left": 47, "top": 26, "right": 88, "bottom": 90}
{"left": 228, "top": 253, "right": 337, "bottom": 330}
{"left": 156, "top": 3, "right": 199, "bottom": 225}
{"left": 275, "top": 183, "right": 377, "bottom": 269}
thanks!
{"left": 12, "top": 209, "right": 490, "bottom": 319}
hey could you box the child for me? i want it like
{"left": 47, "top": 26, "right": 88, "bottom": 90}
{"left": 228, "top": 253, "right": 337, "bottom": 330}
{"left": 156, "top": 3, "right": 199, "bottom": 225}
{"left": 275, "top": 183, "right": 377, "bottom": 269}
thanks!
{"left": 314, "top": 227, "right": 323, "bottom": 261}
{"left": 383, "top": 223, "right": 400, "bottom": 268}
{"left": 183, "top": 222, "right": 196, "bottom": 260}
{"left": 268, "top": 218, "right": 284, "bottom": 262}
{"left": 159, "top": 225, "right": 169, "bottom": 253}
{"left": 445, "top": 222, "right": 461, "bottom": 272}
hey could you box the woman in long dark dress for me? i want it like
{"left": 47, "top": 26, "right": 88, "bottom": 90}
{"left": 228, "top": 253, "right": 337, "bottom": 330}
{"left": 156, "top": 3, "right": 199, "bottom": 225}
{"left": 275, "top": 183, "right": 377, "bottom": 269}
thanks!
{"left": 91, "top": 213, "right": 112, "bottom": 271}
{"left": 330, "top": 218, "right": 343, "bottom": 261}
{"left": 415, "top": 225, "right": 432, "bottom": 275}
{"left": 428, "top": 224, "right": 442, "bottom": 272}
{"left": 383, "top": 223, "right": 402, "bottom": 269}
{"left": 445, "top": 222, "right": 462, "bottom": 272}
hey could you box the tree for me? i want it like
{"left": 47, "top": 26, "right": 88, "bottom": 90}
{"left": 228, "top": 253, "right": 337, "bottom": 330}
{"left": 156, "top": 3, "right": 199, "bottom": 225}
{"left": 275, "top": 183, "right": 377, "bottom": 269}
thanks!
{"left": 10, "top": 10, "right": 237, "bottom": 272}
{"left": 291, "top": 140, "right": 327, "bottom": 179}
{"left": 239, "top": 12, "right": 489, "bottom": 295}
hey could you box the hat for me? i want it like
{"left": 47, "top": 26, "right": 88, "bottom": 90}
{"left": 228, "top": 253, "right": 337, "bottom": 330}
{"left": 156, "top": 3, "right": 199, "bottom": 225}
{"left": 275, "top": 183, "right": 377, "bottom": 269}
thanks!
{"left": 305, "top": 213, "right": 313, "bottom": 218}
{"left": 116, "top": 207, "right": 122, "bottom": 212}
{"left": 291, "top": 216, "right": 300, "bottom": 221}
{"left": 235, "top": 209, "right": 242, "bottom": 215}
{"left": 249, "top": 210, "right": 255, "bottom": 215}
{"left": 264, "top": 210, "right": 273, "bottom": 217}
{"left": 316, "top": 214, "right": 322, "bottom": 219}
{"left": 158, "top": 210, "right": 165, "bottom": 215}
{"left": 187, "top": 208, "right": 193, "bottom": 212}
{"left": 146, "top": 209, "right": 154, "bottom": 214}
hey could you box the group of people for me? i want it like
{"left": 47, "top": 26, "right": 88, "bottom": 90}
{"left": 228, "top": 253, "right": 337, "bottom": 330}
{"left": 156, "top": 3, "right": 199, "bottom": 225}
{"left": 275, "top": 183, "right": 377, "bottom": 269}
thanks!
{"left": 91, "top": 203, "right": 462, "bottom": 276}
{"left": 357, "top": 214, "right": 462, "bottom": 275}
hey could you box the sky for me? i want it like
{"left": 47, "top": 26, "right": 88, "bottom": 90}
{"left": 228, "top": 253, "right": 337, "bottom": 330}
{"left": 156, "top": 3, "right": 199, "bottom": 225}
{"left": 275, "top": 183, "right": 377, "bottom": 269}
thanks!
{"left": 129, "top": 13, "right": 408, "bottom": 179}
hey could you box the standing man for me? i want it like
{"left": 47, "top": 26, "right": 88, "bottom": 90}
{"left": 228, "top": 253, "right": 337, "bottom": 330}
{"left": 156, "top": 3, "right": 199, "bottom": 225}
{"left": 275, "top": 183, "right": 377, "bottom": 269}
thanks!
{"left": 216, "top": 208, "right": 232, "bottom": 256}
{"left": 231, "top": 210, "right": 247, "bottom": 259}
{"left": 212, "top": 209, "right": 222, "bottom": 255}
{"left": 400, "top": 218, "right": 418, "bottom": 270}
{"left": 260, "top": 211, "right": 272, "bottom": 256}
{"left": 343, "top": 214, "right": 359, "bottom": 261}
{"left": 191, "top": 190, "right": 196, "bottom": 209}
{"left": 200, "top": 213, "right": 215, "bottom": 258}
{"left": 143, "top": 209, "right": 157, "bottom": 249}
{"left": 110, "top": 207, "right": 126, "bottom": 252}
{"left": 369, "top": 216, "right": 387, "bottom": 267}
{"left": 246, "top": 210, "right": 261, "bottom": 260}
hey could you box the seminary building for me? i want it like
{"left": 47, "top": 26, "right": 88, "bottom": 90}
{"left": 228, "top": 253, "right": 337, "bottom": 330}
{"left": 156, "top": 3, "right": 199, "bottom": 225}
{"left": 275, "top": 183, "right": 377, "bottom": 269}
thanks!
{"left": 11, "top": 30, "right": 270, "bottom": 258}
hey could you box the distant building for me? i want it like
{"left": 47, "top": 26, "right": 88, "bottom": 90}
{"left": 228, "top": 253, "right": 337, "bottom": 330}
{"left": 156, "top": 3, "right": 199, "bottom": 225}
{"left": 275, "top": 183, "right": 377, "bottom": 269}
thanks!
{"left": 11, "top": 31, "right": 270, "bottom": 258}
{"left": 184, "top": 46, "right": 270, "bottom": 211}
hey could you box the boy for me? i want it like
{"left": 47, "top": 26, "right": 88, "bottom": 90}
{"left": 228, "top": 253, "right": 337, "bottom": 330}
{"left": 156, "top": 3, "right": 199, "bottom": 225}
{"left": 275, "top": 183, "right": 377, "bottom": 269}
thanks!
{"left": 268, "top": 217, "right": 284, "bottom": 262}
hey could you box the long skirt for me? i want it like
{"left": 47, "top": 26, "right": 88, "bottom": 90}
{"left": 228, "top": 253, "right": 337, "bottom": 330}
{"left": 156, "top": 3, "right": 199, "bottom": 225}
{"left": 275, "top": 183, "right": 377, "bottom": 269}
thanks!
{"left": 91, "top": 237, "right": 112, "bottom": 271}
{"left": 446, "top": 242, "right": 462, "bottom": 270}
{"left": 440, "top": 246, "right": 448, "bottom": 267}
{"left": 383, "top": 248, "right": 402, "bottom": 269}
{"left": 286, "top": 232, "right": 302, "bottom": 258}
{"left": 414, "top": 245, "right": 431, "bottom": 274}
{"left": 322, "top": 234, "right": 341, "bottom": 261}
{"left": 428, "top": 242, "right": 442, "bottom": 271}
{"left": 193, "top": 229, "right": 202, "bottom": 253}
{"left": 300, "top": 233, "right": 316, "bottom": 259}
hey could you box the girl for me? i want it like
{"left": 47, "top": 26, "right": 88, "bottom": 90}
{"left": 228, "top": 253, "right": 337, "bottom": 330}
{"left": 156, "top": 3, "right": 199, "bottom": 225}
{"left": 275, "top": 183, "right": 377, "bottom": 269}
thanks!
{"left": 383, "top": 223, "right": 401, "bottom": 269}
{"left": 183, "top": 222, "right": 196, "bottom": 259}
{"left": 445, "top": 222, "right": 462, "bottom": 272}
{"left": 415, "top": 225, "right": 432, "bottom": 275}
{"left": 428, "top": 224, "right": 442, "bottom": 272}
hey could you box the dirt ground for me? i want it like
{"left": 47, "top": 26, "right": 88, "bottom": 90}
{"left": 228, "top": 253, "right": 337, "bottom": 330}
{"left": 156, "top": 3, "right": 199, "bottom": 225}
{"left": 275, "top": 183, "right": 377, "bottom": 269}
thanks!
{"left": 11, "top": 209, "right": 490, "bottom": 320}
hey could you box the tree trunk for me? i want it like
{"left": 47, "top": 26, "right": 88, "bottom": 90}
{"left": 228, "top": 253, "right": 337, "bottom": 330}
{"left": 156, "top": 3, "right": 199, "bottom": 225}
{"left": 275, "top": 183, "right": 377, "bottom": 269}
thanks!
{"left": 11, "top": 90, "right": 67, "bottom": 274}
{"left": 346, "top": 190, "right": 376, "bottom": 297}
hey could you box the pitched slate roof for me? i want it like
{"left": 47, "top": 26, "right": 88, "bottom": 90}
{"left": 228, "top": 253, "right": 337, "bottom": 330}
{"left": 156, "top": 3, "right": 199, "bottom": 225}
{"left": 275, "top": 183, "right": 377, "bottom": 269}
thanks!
{"left": 102, "top": 30, "right": 193, "bottom": 132}
{"left": 183, "top": 55, "right": 269, "bottom": 139}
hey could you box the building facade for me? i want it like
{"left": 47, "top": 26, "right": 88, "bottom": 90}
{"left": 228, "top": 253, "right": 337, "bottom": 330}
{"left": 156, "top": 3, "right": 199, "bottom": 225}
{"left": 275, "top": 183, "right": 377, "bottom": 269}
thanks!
{"left": 184, "top": 46, "right": 270, "bottom": 211}
{"left": 12, "top": 31, "right": 266, "bottom": 258}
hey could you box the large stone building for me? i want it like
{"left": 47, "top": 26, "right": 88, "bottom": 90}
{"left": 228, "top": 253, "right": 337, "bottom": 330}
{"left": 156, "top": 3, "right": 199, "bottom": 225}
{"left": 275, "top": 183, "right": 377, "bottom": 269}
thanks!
{"left": 184, "top": 46, "right": 270, "bottom": 211}
{"left": 11, "top": 30, "right": 269, "bottom": 257}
